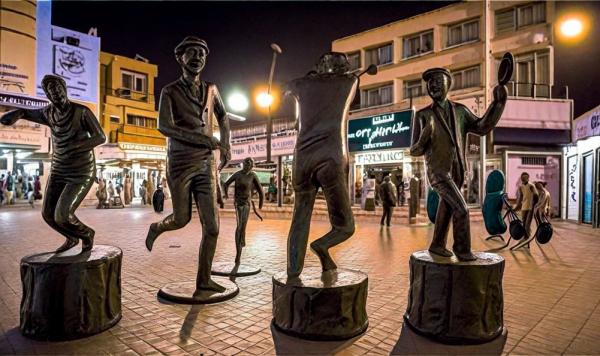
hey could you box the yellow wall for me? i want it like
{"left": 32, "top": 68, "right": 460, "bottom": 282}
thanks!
{"left": 0, "top": 0, "right": 37, "bottom": 96}
{"left": 332, "top": 1, "right": 555, "bottom": 117}
{"left": 99, "top": 52, "right": 164, "bottom": 147}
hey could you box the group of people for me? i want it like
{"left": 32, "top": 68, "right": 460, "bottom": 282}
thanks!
{"left": 515, "top": 171, "right": 552, "bottom": 239}
{"left": 96, "top": 175, "right": 170, "bottom": 212}
{"left": 0, "top": 171, "right": 42, "bottom": 208}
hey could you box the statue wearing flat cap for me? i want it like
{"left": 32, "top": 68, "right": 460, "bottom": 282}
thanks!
{"left": 410, "top": 67, "right": 507, "bottom": 261}
{"left": 145, "top": 36, "right": 231, "bottom": 293}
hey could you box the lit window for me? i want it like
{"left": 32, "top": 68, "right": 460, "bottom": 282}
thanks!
{"left": 365, "top": 44, "right": 393, "bottom": 66}
{"left": 403, "top": 30, "right": 433, "bottom": 59}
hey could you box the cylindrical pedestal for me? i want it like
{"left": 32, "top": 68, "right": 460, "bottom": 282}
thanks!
{"left": 272, "top": 267, "right": 368, "bottom": 340}
{"left": 404, "top": 250, "right": 504, "bottom": 344}
{"left": 20, "top": 245, "right": 122, "bottom": 341}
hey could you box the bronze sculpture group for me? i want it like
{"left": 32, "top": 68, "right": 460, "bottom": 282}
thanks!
{"left": 0, "top": 33, "right": 512, "bottom": 343}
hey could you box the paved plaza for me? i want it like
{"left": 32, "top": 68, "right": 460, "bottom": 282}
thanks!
{"left": 0, "top": 204, "right": 599, "bottom": 355}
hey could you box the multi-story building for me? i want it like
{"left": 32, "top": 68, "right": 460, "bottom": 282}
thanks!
{"left": 95, "top": 52, "right": 163, "bottom": 198}
{"left": 332, "top": 1, "right": 573, "bottom": 215}
{"left": 0, "top": 0, "right": 50, "bottom": 183}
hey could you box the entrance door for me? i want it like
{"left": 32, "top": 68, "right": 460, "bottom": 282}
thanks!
{"left": 582, "top": 152, "right": 594, "bottom": 224}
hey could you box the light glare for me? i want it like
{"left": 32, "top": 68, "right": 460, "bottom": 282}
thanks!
{"left": 561, "top": 18, "right": 583, "bottom": 38}
{"left": 227, "top": 93, "right": 249, "bottom": 112}
{"left": 256, "top": 92, "right": 274, "bottom": 108}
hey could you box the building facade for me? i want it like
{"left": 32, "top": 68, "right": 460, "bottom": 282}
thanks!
{"left": 0, "top": 0, "right": 50, "bottom": 187}
{"left": 96, "top": 52, "right": 163, "bottom": 199}
{"left": 331, "top": 0, "right": 573, "bottom": 214}
{"left": 565, "top": 104, "right": 600, "bottom": 227}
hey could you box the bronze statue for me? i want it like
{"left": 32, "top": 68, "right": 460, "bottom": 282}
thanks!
{"left": 284, "top": 53, "right": 376, "bottom": 278}
{"left": 145, "top": 36, "right": 231, "bottom": 293}
{"left": 0, "top": 75, "right": 106, "bottom": 253}
{"left": 223, "top": 157, "right": 264, "bottom": 264}
{"left": 410, "top": 66, "right": 508, "bottom": 261}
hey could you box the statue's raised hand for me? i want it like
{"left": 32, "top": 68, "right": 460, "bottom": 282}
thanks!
{"left": 0, "top": 109, "right": 24, "bottom": 125}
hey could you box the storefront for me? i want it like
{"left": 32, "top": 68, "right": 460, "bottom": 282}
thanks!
{"left": 346, "top": 109, "right": 424, "bottom": 205}
{"left": 567, "top": 104, "right": 600, "bottom": 227}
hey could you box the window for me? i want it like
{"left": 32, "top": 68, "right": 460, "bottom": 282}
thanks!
{"left": 347, "top": 52, "right": 361, "bottom": 72}
{"left": 126, "top": 114, "right": 157, "bottom": 128}
{"left": 495, "top": 2, "right": 545, "bottom": 35}
{"left": 403, "top": 30, "right": 433, "bottom": 59}
{"left": 447, "top": 19, "right": 479, "bottom": 47}
{"left": 403, "top": 79, "right": 425, "bottom": 99}
{"left": 522, "top": 156, "right": 547, "bottom": 165}
{"left": 451, "top": 66, "right": 480, "bottom": 90}
{"left": 365, "top": 44, "right": 393, "bottom": 67}
{"left": 109, "top": 115, "right": 120, "bottom": 123}
{"left": 496, "top": 50, "right": 550, "bottom": 98}
{"left": 360, "top": 84, "right": 393, "bottom": 108}
{"left": 121, "top": 70, "right": 147, "bottom": 93}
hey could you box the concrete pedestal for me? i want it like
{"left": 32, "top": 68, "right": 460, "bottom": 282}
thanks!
{"left": 404, "top": 250, "right": 504, "bottom": 344}
{"left": 272, "top": 267, "right": 368, "bottom": 340}
{"left": 20, "top": 245, "right": 122, "bottom": 341}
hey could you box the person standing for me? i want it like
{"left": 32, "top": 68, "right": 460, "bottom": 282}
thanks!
{"left": 27, "top": 176, "right": 34, "bottom": 208}
{"left": 34, "top": 175, "right": 42, "bottom": 200}
{"left": 161, "top": 176, "right": 170, "bottom": 200}
{"left": 380, "top": 176, "right": 397, "bottom": 227}
{"left": 96, "top": 177, "right": 107, "bottom": 208}
{"left": 152, "top": 185, "right": 165, "bottom": 213}
{"left": 140, "top": 179, "right": 147, "bottom": 205}
{"left": 0, "top": 174, "right": 5, "bottom": 205}
{"left": 123, "top": 175, "right": 132, "bottom": 205}
{"left": 514, "top": 172, "right": 539, "bottom": 238}
{"left": 534, "top": 181, "right": 551, "bottom": 224}
{"left": 5, "top": 171, "right": 14, "bottom": 205}
{"left": 146, "top": 176, "right": 155, "bottom": 207}
{"left": 107, "top": 180, "right": 115, "bottom": 201}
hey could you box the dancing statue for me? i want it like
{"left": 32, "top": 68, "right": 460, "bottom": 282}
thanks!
{"left": 410, "top": 60, "right": 509, "bottom": 260}
{"left": 223, "top": 157, "right": 264, "bottom": 264}
{"left": 0, "top": 75, "right": 106, "bottom": 253}
{"left": 285, "top": 52, "right": 376, "bottom": 277}
{"left": 145, "top": 36, "right": 231, "bottom": 293}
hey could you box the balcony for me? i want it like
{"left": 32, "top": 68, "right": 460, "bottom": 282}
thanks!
{"left": 107, "top": 88, "right": 152, "bottom": 102}
{"left": 506, "top": 81, "right": 569, "bottom": 100}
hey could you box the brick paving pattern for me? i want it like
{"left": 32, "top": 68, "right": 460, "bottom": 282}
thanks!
{"left": 0, "top": 203, "right": 599, "bottom": 355}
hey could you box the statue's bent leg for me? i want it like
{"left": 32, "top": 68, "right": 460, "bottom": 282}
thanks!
{"left": 234, "top": 202, "right": 250, "bottom": 264}
{"left": 287, "top": 185, "right": 318, "bottom": 278}
{"left": 430, "top": 184, "right": 453, "bottom": 257}
{"left": 146, "top": 175, "right": 192, "bottom": 251}
{"left": 42, "top": 176, "right": 78, "bottom": 252}
{"left": 311, "top": 174, "right": 355, "bottom": 273}
{"left": 193, "top": 173, "right": 225, "bottom": 293}
{"left": 434, "top": 180, "right": 474, "bottom": 260}
{"left": 54, "top": 178, "right": 95, "bottom": 252}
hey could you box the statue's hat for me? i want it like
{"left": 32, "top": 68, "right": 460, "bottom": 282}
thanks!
{"left": 175, "top": 36, "right": 209, "bottom": 56}
{"left": 422, "top": 67, "right": 451, "bottom": 82}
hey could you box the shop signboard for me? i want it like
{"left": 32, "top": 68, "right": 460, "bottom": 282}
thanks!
{"left": 355, "top": 150, "right": 404, "bottom": 165}
{"left": 230, "top": 135, "right": 297, "bottom": 161}
{"left": 347, "top": 110, "right": 413, "bottom": 152}
{"left": 36, "top": 23, "right": 100, "bottom": 104}
{"left": 573, "top": 106, "right": 600, "bottom": 142}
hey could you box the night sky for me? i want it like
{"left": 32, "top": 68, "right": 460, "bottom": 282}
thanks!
{"left": 51, "top": 1, "right": 600, "bottom": 123}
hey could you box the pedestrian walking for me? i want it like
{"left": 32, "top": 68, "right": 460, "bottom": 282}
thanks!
{"left": 140, "top": 179, "right": 147, "bottom": 205}
{"left": 27, "top": 176, "right": 34, "bottom": 208}
{"left": 534, "top": 181, "right": 551, "bottom": 223}
{"left": 380, "top": 176, "right": 397, "bottom": 227}
{"left": 152, "top": 185, "right": 165, "bottom": 213}
{"left": 5, "top": 171, "right": 14, "bottom": 205}
{"left": 34, "top": 176, "right": 42, "bottom": 200}
{"left": 123, "top": 175, "right": 132, "bottom": 205}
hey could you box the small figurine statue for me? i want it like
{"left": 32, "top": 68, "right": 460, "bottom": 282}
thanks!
{"left": 145, "top": 36, "right": 231, "bottom": 293}
{"left": 285, "top": 52, "right": 373, "bottom": 278}
{"left": 409, "top": 67, "right": 507, "bottom": 261}
{"left": 223, "top": 157, "right": 264, "bottom": 264}
{"left": 0, "top": 75, "right": 106, "bottom": 253}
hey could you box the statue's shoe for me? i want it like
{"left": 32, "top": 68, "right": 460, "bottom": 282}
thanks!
{"left": 145, "top": 223, "right": 160, "bottom": 251}
{"left": 55, "top": 238, "right": 79, "bottom": 253}
{"left": 454, "top": 251, "right": 478, "bottom": 261}
{"left": 428, "top": 246, "right": 453, "bottom": 258}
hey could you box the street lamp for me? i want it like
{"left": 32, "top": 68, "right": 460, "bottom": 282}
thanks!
{"left": 227, "top": 93, "right": 249, "bottom": 113}
{"left": 265, "top": 43, "right": 282, "bottom": 163}
{"left": 560, "top": 18, "right": 583, "bottom": 38}
{"left": 256, "top": 92, "right": 274, "bottom": 108}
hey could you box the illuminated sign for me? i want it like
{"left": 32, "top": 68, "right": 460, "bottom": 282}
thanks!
{"left": 347, "top": 110, "right": 413, "bottom": 152}
{"left": 118, "top": 143, "right": 166, "bottom": 152}
{"left": 36, "top": 24, "right": 100, "bottom": 104}
{"left": 355, "top": 150, "right": 404, "bottom": 165}
{"left": 0, "top": 92, "right": 48, "bottom": 109}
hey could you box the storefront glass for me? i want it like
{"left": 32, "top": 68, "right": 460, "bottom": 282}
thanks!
{"left": 583, "top": 153, "right": 594, "bottom": 224}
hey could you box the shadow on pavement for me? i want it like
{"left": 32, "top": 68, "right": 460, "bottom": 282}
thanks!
{"left": 179, "top": 304, "right": 205, "bottom": 342}
{"left": 391, "top": 323, "right": 507, "bottom": 355}
{"left": 270, "top": 323, "right": 360, "bottom": 355}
